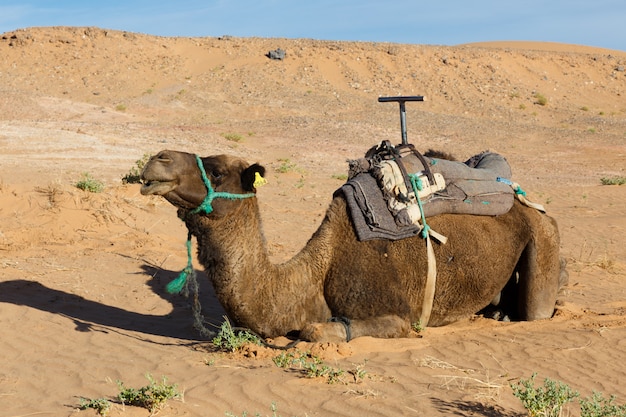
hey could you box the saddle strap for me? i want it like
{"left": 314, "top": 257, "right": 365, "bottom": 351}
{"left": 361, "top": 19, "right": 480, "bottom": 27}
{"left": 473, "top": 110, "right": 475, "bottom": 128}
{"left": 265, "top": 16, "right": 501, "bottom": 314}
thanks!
{"left": 420, "top": 232, "right": 437, "bottom": 327}
{"left": 406, "top": 144, "right": 436, "bottom": 186}
{"left": 393, "top": 143, "right": 437, "bottom": 189}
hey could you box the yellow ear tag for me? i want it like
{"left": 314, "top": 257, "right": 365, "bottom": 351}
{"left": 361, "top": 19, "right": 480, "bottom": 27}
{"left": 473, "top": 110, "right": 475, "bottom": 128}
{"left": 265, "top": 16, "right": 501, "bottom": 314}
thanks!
{"left": 253, "top": 172, "right": 267, "bottom": 188}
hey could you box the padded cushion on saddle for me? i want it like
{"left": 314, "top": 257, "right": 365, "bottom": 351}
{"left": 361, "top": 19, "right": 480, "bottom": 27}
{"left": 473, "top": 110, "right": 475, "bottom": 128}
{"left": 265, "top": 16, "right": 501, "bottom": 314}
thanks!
{"left": 423, "top": 151, "right": 514, "bottom": 218}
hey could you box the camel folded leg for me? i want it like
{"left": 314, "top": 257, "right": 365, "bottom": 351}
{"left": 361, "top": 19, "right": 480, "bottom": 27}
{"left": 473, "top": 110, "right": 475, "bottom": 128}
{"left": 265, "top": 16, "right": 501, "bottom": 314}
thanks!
{"left": 516, "top": 215, "right": 562, "bottom": 321}
{"left": 300, "top": 315, "right": 411, "bottom": 343}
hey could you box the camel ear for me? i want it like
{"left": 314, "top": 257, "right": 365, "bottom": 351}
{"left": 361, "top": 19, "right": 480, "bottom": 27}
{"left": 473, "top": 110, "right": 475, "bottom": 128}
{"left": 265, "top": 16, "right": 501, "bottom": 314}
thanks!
{"left": 241, "top": 163, "right": 266, "bottom": 191}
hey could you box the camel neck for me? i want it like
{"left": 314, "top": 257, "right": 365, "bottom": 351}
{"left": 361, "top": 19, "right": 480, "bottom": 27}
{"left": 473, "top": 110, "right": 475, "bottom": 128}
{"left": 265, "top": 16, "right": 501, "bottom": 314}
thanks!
{"left": 185, "top": 199, "right": 331, "bottom": 337}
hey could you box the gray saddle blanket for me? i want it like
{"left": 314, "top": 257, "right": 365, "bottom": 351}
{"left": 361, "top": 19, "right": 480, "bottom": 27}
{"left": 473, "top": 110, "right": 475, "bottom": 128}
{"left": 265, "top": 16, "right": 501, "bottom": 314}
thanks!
{"left": 341, "top": 151, "right": 515, "bottom": 241}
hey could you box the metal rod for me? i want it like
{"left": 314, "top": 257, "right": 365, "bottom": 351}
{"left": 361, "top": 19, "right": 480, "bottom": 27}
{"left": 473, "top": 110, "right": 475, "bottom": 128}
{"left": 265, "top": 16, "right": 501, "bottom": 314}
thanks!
{"left": 399, "top": 101, "right": 407, "bottom": 145}
{"left": 378, "top": 96, "right": 425, "bottom": 145}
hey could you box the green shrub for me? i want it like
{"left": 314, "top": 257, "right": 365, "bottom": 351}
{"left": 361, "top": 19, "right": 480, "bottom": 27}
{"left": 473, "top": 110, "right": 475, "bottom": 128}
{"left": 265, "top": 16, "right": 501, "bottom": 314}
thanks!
{"left": 580, "top": 392, "right": 626, "bottom": 417}
{"left": 303, "top": 358, "right": 344, "bottom": 383}
{"left": 272, "top": 351, "right": 367, "bottom": 385}
{"left": 511, "top": 373, "right": 578, "bottom": 417}
{"left": 600, "top": 176, "right": 626, "bottom": 185}
{"left": 534, "top": 93, "right": 548, "bottom": 106}
{"left": 78, "top": 397, "right": 111, "bottom": 416}
{"left": 212, "top": 318, "right": 261, "bottom": 352}
{"left": 411, "top": 320, "right": 424, "bottom": 333}
{"left": 122, "top": 153, "right": 152, "bottom": 184}
{"left": 117, "top": 374, "right": 179, "bottom": 414}
{"left": 75, "top": 173, "right": 104, "bottom": 193}
{"left": 272, "top": 350, "right": 308, "bottom": 368}
{"left": 276, "top": 158, "right": 297, "bottom": 173}
{"left": 222, "top": 132, "right": 244, "bottom": 142}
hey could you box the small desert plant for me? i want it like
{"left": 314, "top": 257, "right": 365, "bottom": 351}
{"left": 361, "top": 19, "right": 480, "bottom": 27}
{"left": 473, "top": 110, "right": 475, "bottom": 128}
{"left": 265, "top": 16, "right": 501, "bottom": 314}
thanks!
{"left": 212, "top": 318, "right": 261, "bottom": 352}
{"left": 226, "top": 402, "right": 282, "bottom": 417}
{"left": 411, "top": 320, "right": 424, "bottom": 333}
{"left": 117, "top": 374, "right": 180, "bottom": 414}
{"left": 350, "top": 362, "right": 369, "bottom": 382}
{"left": 511, "top": 373, "right": 578, "bottom": 417}
{"left": 302, "top": 356, "right": 345, "bottom": 383}
{"left": 122, "top": 153, "right": 152, "bottom": 184}
{"left": 600, "top": 176, "right": 626, "bottom": 185}
{"left": 222, "top": 132, "right": 244, "bottom": 142}
{"left": 331, "top": 173, "right": 348, "bottom": 181}
{"left": 276, "top": 158, "right": 298, "bottom": 173}
{"left": 579, "top": 391, "right": 626, "bottom": 417}
{"left": 272, "top": 350, "right": 309, "bottom": 368}
{"left": 534, "top": 93, "right": 548, "bottom": 106}
{"left": 75, "top": 173, "right": 104, "bottom": 193}
{"left": 78, "top": 397, "right": 111, "bottom": 416}
{"left": 271, "top": 351, "right": 362, "bottom": 384}
{"left": 115, "top": 103, "right": 127, "bottom": 111}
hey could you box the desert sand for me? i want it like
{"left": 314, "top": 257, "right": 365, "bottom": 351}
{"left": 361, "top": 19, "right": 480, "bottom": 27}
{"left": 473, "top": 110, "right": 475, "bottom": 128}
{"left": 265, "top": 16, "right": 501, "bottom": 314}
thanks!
{"left": 0, "top": 26, "right": 625, "bottom": 416}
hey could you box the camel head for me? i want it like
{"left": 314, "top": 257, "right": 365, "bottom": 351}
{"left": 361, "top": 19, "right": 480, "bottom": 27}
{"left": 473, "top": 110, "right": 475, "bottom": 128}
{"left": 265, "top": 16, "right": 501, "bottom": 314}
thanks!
{"left": 140, "top": 150, "right": 265, "bottom": 213}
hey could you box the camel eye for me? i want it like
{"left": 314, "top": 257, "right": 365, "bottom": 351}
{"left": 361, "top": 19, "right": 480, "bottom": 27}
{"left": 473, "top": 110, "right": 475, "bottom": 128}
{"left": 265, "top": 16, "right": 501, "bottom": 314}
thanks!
{"left": 210, "top": 170, "right": 223, "bottom": 180}
{"left": 155, "top": 153, "right": 172, "bottom": 163}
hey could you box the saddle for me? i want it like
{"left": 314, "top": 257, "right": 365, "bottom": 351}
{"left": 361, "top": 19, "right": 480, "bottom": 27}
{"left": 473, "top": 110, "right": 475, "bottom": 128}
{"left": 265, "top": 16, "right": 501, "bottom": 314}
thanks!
{"left": 343, "top": 141, "right": 517, "bottom": 241}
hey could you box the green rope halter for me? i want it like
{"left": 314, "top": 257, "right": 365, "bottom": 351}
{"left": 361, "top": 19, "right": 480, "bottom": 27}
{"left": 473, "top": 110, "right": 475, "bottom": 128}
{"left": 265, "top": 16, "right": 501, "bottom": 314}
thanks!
{"left": 190, "top": 154, "right": 256, "bottom": 215}
{"left": 166, "top": 155, "right": 256, "bottom": 294}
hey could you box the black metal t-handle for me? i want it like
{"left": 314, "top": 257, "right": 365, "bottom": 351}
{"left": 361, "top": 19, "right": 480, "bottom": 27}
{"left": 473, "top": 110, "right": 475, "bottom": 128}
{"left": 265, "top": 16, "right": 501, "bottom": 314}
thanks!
{"left": 378, "top": 96, "right": 425, "bottom": 145}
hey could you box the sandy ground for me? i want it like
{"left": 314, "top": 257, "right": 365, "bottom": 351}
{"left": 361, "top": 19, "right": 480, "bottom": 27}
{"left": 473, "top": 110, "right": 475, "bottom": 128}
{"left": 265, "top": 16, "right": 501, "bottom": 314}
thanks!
{"left": 1, "top": 27, "right": 625, "bottom": 416}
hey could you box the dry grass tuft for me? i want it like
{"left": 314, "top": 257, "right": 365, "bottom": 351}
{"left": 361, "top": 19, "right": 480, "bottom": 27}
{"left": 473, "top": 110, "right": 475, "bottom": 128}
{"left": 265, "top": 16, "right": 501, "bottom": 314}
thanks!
{"left": 570, "top": 240, "right": 619, "bottom": 273}
{"left": 35, "top": 183, "right": 65, "bottom": 210}
{"left": 416, "top": 356, "right": 506, "bottom": 403}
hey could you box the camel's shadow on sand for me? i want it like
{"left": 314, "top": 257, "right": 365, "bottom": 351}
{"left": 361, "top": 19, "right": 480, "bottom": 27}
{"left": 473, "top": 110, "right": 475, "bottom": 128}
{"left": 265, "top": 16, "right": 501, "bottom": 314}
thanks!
{"left": 0, "top": 265, "right": 226, "bottom": 342}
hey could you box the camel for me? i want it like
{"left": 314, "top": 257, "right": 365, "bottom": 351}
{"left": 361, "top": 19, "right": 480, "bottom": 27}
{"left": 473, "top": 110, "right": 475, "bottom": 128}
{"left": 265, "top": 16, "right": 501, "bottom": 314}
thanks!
{"left": 140, "top": 149, "right": 566, "bottom": 342}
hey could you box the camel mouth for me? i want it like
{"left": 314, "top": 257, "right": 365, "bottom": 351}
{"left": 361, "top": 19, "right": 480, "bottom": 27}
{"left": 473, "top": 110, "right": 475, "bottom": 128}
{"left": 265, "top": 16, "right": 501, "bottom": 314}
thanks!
{"left": 140, "top": 179, "right": 177, "bottom": 196}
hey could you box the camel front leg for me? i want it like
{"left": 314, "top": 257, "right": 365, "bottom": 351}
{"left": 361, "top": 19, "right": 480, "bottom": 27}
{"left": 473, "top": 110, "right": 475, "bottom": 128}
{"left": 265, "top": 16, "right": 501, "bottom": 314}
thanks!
{"left": 300, "top": 315, "right": 411, "bottom": 342}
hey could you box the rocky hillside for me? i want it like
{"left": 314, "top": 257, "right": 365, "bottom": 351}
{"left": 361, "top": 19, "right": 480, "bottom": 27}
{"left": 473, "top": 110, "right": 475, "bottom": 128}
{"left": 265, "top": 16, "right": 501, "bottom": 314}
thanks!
{"left": 2, "top": 26, "right": 624, "bottom": 132}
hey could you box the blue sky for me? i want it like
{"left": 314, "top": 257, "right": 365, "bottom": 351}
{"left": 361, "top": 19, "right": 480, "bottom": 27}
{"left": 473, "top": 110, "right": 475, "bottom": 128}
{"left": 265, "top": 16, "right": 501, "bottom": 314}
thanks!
{"left": 1, "top": 0, "right": 625, "bottom": 52}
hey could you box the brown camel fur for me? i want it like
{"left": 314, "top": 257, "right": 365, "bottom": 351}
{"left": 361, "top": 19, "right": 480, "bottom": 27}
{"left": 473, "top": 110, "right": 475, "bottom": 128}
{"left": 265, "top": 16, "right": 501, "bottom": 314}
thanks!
{"left": 140, "top": 150, "right": 566, "bottom": 342}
